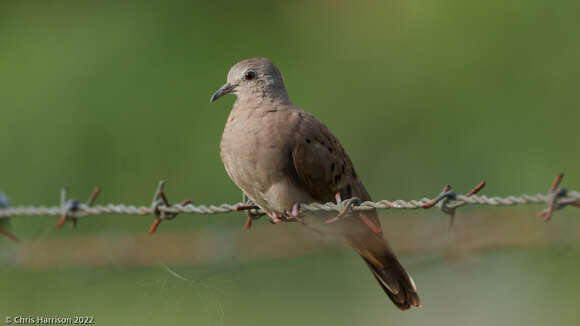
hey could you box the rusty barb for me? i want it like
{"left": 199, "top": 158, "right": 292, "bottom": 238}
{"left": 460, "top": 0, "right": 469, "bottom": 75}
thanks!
{"left": 537, "top": 173, "right": 580, "bottom": 221}
{"left": 422, "top": 181, "right": 487, "bottom": 228}
{"left": 148, "top": 180, "right": 192, "bottom": 235}
{"left": 0, "top": 193, "right": 19, "bottom": 242}
{"left": 324, "top": 192, "right": 363, "bottom": 224}
{"left": 235, "top": 193, "right": 265, "bottom": 230}
{"left": 55, "top": 186, "right": 101, "bottom": 229}
{"left": 327, "top": 192, "right": 382, "bottom": 234}
{"left": 0, "top": 174, "right": 579, "bottom": 241}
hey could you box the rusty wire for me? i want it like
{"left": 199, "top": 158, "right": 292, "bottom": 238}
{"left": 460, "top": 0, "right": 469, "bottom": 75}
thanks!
{"left": 0, "top": 174, "right": 579, "bottom": 242}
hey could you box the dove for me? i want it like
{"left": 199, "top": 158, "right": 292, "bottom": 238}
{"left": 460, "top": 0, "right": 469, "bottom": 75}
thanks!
{"left": 211, "top": 58, "right": 420, "bottom": 310}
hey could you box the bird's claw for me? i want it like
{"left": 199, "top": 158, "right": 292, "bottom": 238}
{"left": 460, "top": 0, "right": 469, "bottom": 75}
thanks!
{"left": 265, "top": 202, "right": 304, "bottom": 225}
{"left": 267, "top": 211, "right": 284, "bottom": 224}
{"left": 284, "top": 202, "right": 304, "bottom": 224}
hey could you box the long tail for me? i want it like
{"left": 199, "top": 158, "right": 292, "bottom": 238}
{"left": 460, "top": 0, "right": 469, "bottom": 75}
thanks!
{"left": 346, "top": 229, "right": 421, "bottom": 310}
{"left": 363, "top": 256, "right": 421, "bottom": 310}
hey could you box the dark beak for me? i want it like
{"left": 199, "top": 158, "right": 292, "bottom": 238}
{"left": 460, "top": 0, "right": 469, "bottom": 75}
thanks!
{"left": 210, "top": 83, "right": 234, "bottom": 103}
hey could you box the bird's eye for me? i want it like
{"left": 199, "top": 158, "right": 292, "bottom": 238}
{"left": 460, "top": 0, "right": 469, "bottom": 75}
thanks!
{"left": 244, "top": 71, "right": 256, "bottom": 81}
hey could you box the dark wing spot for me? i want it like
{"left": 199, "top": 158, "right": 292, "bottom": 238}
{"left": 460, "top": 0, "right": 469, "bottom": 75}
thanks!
{"left": 327, "top": 147, "right": 333, "bottom": 153}
{"left": 346, "top": 184, "right": 352, "bottom": 197}
{"left": 306, "top": 138, "right": 311, "bottom": 144}
{"left": 351, "top": 167, "right": 357, "bottom": 178}
{"left": 266, "top": 109, "right": 278, "bottom": 113}
{"left": 342, "top": 165, "right": 345, "bottom": 174}
{"left": 330, "top": 162, "right": 335, "bottom": 172}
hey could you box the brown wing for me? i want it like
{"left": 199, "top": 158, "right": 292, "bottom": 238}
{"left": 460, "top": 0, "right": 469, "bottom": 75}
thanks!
{"left": 288, "top": 109, "right": 420, "bottom": 310}
{"left": 288, "top": 109, "right": 381, "bottom": 231}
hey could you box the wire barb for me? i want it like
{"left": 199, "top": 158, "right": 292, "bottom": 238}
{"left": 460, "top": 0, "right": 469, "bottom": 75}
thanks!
{"left": 323, "top": 193, "right": 382, "bottom": 234}
{"left": 1, "top": 174, "right": 579, "bottom": 241}
{"left": 148, "top": 180, "right": 192, "bottom": 235}
{"left": 422, "top": 181, "right": 486, "bottom": 228}
{"left": 0, "top": 194, "right": 19, "bottom": 242}
{"left": 325, "top": 192, "right": 362, "bottom": 223}
{"left": 537, "top": 173, "right": 579, "bottom": 221}
{"left": 236, "top": 193, "right": 265, "bottom": 230}
{"left": 55, "top": 186, "right": 101, "bottom": 229}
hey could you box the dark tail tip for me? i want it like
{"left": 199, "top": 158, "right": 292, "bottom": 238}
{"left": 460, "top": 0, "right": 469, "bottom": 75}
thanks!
{"left": 364, "top": 258, "right": 421, "bottom": 310}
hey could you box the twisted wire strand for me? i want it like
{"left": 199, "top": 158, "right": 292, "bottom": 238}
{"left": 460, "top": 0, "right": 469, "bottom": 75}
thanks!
{"left": 1, "top": 191, "right": 578, "bottom": 219}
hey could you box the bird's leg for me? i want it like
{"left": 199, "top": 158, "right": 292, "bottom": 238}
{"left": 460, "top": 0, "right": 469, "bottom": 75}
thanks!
{"left": 237, "top": 195, "right": 301, "bottom": 227}
{"left": 284, "top": 202, "right": 304, "bottom": 224}
{"left": 266, "top": 210, "right": 284, "bottom": 224}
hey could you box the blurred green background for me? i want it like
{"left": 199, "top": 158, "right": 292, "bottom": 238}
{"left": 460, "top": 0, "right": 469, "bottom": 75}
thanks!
{"left": 1, "top": 0, "right": 579, "bottom": 325}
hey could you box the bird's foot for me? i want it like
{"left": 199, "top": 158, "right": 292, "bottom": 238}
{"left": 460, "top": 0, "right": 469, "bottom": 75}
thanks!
{"left": 264, "top": 203, "right": 304, "bottom": 225}
{"left": 284, "top": 202, "right": 304, "bottom": 224}
{"left": 266, "top": 210, "right": 285, "bottom": 224}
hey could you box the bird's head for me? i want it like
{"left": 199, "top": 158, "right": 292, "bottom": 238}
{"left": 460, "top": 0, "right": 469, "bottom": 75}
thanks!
{"left": 210, "top": 58, "right": 289, "bottom": 103}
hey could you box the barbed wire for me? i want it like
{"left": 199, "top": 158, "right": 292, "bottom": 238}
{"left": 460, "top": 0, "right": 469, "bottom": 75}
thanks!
{"left": 0, "top": 174, "right": 579, "bottom": 242}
